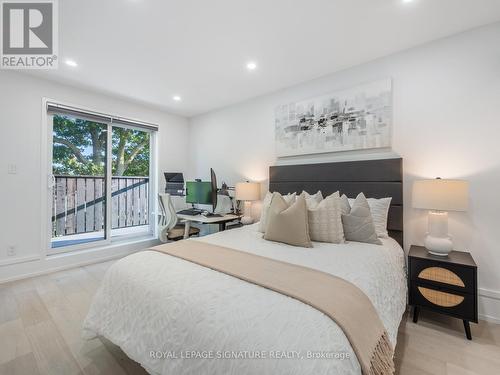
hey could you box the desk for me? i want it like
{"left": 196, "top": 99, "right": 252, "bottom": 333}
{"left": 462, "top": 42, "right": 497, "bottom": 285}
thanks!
{"left": 177, "top": 213, "right": 241, "bottom": 239}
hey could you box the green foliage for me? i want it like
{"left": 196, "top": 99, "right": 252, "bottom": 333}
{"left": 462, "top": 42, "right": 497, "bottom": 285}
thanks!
{"left": 52, "top": 115, "right": 150, "bottom": 177}
{"left": 111, "top": 127, "right": 150, "bottom": 176}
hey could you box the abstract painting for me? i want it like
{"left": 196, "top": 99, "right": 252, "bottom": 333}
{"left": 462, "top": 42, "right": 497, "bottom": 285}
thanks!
{"left": 275, "top": 79, "right": 392, "bottom": 157}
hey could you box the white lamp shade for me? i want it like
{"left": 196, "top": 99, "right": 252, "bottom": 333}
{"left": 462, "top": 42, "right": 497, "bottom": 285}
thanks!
{"left": 235, "top": 182, "right": 260, "bottom": 201}
{"left": 412, "top": 179, "right": 469, "bottom": 211}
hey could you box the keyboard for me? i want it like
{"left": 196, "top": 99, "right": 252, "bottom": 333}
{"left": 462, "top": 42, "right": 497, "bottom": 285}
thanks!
{"left": 203, "top": 213, "right": 223, "bottom": 218}
{"left": 177, "top": 208, "right": 202, "bottom": 216}
{"left": 177, "top": 209, "right": 224, "bottom": 218}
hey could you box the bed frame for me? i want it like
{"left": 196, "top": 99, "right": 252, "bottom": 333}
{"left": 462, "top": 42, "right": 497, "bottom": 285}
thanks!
{"left": 269, "top": 158, "right": 404, "bottom": 248}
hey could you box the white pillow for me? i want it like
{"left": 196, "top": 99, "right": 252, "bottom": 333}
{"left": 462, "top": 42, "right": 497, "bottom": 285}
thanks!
{"left": 307, "top": 191, "right": 344, "bottom": 244}
{"left": 340, "top": 194, "right": 351, "bottom": 215}
{"left": 258, "top": 192, "right": 296, "bottom": 232}
{"left": 348, "top": 196, "right": 392, "bottom": 238}
{"left": 324, "top": 191, "right": 340, "bottom": 200}
{"left": 342, "top": 193, "right": 382, "bottom": 245}
{"left": 300, "top": 190, "right": 323, "bottom": 209}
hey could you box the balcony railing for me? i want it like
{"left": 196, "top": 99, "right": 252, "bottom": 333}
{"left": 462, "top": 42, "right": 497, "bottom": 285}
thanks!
{"left": 52, "top": 175, "right": 149, "bottom": 238}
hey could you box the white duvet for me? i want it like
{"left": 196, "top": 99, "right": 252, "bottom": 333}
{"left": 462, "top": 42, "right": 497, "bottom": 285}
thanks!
{"left": 83, "top": 224, "right": 407, "bottom": 375}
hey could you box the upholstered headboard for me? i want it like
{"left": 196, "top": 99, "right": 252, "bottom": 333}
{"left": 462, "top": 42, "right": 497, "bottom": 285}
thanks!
{"left": 268, "top": 158, "right": 403, "bottom": 248}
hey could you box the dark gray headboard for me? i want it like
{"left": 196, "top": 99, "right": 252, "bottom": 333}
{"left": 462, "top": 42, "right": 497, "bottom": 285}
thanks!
{"left": 269, "top": 158, "right": 403, "bottom": 248}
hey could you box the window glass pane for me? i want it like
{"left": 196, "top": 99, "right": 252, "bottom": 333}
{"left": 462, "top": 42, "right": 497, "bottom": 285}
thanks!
{"left": 51, "top": 115, "right": 107, "bottom": 249}
{"left": 111, "top": 127, "right": 151, "bottom": 238}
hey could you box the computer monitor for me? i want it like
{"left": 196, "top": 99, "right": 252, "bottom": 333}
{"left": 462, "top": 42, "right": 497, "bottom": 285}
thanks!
{"left": 210, "top": 168, "right": 217, "bottom": 212}
{"left": 185, "top": 181, "right": 213, "bottom": 206}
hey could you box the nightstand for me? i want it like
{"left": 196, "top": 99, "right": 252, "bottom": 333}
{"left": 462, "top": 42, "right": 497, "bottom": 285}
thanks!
{"left": 408, "top": 245, "right": 478, "bottom": 340}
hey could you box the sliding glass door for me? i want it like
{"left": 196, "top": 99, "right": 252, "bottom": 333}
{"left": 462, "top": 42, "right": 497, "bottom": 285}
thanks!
{"left": 48, "top": 106, "right": 156, "bottom": 253}
{"left": 111, "top": 126, "right": 151, "bottom": 238}
{"left": 51, "top": 114, "right": 109, "bottom": 249}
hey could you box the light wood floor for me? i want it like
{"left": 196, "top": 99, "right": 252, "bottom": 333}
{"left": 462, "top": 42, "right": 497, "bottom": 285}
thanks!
{"left": 0, "top": 260, "right": 499, "bottom": 375}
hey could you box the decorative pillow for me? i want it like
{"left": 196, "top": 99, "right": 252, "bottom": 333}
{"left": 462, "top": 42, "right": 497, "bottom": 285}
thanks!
{"left": 307, "top": 192, "right": 344, "bottom": 244}
{"left": 300, "top": 190, "right": 323, "bottom": 209}
{"left": 348, "top": 197, "right": 392, "bottom": 238}
{"left": 342, "top": 193, "right": 382, "bottom": 245}
{"left": 264, "top": 194, "right": 312, "bottom": 248}
{"left": 368, "top": 197, "right": 392, "bottom": 238}
{"left": 258, "top": 192, "right": 296, "bottom": 232}
{"left": 340, "top": 194, "right": 351, "bottom": 215}
{"left": 324, "top": 191, "right": 340, "bottom": 199}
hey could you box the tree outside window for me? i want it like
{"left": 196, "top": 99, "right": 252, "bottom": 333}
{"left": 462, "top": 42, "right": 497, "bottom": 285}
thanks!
{"left": 52, "top": 115, "right": 150, "bottom": 177}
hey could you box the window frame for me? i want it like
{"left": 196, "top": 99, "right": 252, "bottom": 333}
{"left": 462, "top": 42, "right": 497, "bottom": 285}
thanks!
{"left": 41, "top": 98, "right": 158, "bottom": 256}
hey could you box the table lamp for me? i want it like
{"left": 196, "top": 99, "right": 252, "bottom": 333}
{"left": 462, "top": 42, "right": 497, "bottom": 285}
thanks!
{"left": 235, "top": 182, "right": 260, "bottom": 225}
{"left": 412, "top": 178, "right": 469, "bottom": 256}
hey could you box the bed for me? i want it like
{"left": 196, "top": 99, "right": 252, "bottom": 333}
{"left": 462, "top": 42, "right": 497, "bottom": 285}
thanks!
{"left": 83, "top": 158, "right": 407, "bottom": 375}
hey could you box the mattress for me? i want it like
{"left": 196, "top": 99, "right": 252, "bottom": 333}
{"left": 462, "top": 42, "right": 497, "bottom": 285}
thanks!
{"left": 83, "top": 224, "right": 407, "bottom": 375}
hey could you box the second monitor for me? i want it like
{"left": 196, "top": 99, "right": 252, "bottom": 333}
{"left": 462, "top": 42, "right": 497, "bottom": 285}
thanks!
{"left": 185, "top": 168, "right": 218, "bottom": 213}
{"left": 185, "top": 181, "right": 213, "bottom": 207}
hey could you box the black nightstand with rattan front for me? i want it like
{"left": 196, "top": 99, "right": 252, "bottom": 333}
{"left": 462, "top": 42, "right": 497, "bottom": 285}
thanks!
{"left": 408, "top": 245, "right": 478, "bottom": 340}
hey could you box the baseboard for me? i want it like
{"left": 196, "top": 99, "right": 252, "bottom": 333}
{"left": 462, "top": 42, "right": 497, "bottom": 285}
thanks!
{"left": 478, "top": 288, "right": 500, "bottom": 324}
{"left": 0, "top": 252, "right": 131, "bottom": 284}
{"left": 479, "top": 288, "right": 500, "bottom": 299}
{"left": 0, "top": 255, "right": 41, "bottom": 267}
{"left": 0, "top": 238, "right": 159, "bottom": 284}
{"left": 479, "top": 314, "right": 500, "bottom": 325}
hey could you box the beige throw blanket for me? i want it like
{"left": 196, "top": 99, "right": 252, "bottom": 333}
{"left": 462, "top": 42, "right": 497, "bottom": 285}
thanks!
{"left": 150, "top": 240, "right": 394, "bottom": 375}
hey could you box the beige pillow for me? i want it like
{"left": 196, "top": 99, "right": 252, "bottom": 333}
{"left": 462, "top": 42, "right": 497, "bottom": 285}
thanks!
{"left": 341, "top": 193, "right": 382, "bottom": 245}
{"left": 264, "top": 194, "right": 312, "bottom": 248}
{"left": 258, "top": 192, "right": 296, "bottom": 232}
{"left": 307, "top": 192, "right": 344, "bottom": 244}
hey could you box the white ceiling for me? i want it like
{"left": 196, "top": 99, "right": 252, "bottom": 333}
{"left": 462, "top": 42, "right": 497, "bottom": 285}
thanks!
{"left": 29, "top": 0, "right": 500, "bottom": 117}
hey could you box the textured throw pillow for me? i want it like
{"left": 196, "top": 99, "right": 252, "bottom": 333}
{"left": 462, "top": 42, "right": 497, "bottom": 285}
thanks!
{"left": 300, "top": 190, "right": 323, "bottom": 209}
{"left": 348, "top": 197, "right": 392, "bottom": 238}
{"left": 342, "top": 193, "right": 382, "bottom": 245}
{"left": 258, "top": 192, "right": 296, "bottom": 232}
{"left": 264, "top": 194, "right": 312, "bottom": 248}
{"left": 307, "top": 192, "right": 344, "bottom": 244}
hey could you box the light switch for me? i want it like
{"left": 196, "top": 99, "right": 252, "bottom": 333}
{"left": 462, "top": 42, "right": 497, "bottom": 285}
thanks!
{"left": 7, "top": 164, "right": 17, "bottom": 174}
{"left": 7, "top": 245, "right": 16, "bottom": 257}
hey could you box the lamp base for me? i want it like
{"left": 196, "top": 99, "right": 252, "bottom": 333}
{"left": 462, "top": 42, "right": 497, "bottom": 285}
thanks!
{"left": 424, "top": 235, "right": 453, "bottom": 256}
{"left": 240, "top": 201, "right": 253, "bottom": 225}
{"left": 240, "top": 215, "right": 254, "bottom": 225}
{"left": 425, "top": 210, "right": 453, "bottom": 256}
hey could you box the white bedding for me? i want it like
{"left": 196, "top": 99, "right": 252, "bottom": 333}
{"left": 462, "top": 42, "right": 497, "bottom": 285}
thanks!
{"left": 83, "top": 224, "right": 407, "bottom": 375}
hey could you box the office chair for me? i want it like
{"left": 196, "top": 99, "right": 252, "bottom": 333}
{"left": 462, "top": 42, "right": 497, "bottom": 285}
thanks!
{"left": 158, "top": 193, "right": 200, "bottom": 242}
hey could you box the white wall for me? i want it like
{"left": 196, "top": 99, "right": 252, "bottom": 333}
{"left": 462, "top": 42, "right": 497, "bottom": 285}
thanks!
{"left": 0, "top": 71, "right": 189, "bottom": 280}
{"left": 189, "top": 22, "right": 500, "bottom": 322}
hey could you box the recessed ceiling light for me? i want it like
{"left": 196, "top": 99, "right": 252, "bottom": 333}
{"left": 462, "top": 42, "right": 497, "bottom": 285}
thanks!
{"left": 65, "top": 59, "right": 78, "bottom": 67}
{"left": 173, "top": 95, "right": 181, "bottom": 102}
{"left": 402, "top": 0, "right": 414, "bottom": 3}
{"left": 246, "top": 61, "right": 257, "bottom": 71}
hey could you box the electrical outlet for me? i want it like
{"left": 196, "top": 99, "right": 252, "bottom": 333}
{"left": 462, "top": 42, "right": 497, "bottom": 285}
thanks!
{"left": 7, "top": 164, "right": 17, "bottom": 174}
{"left": 7, "top": 245, "right": 16, "bottom": 257}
